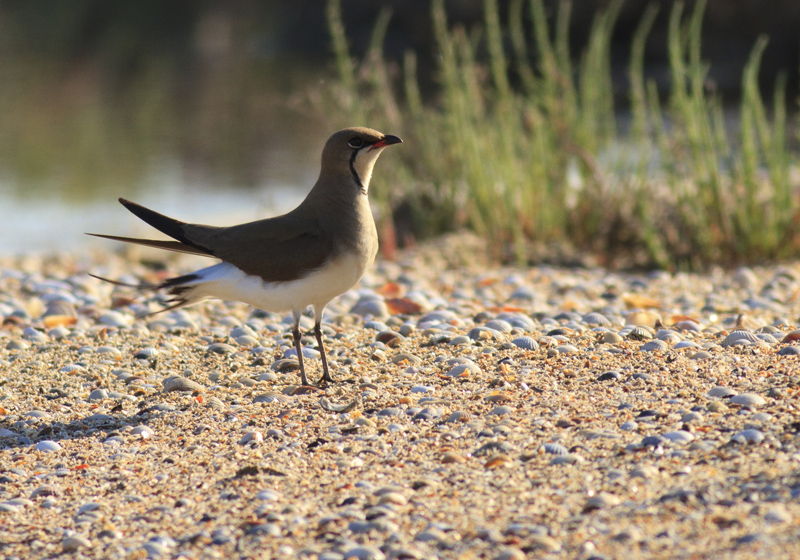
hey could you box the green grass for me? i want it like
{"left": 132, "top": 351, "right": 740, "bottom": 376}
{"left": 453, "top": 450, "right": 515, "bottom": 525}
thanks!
{"left": 322, "top": 0, "right": 800, "bottom": 269}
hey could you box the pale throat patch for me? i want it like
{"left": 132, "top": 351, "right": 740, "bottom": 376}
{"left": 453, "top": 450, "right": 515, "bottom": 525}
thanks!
{"left": 353, "top": 147, "right": 385, "bottom": 193}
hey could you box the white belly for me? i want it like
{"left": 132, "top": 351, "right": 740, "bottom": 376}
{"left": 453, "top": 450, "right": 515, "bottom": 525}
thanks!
{"left": 185, "top": 252, "right": 370, "bottom": 313}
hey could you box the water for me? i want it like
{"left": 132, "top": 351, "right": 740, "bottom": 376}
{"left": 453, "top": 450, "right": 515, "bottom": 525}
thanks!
{"left": 0, "top": 179, "right": 310, "bottom": 256}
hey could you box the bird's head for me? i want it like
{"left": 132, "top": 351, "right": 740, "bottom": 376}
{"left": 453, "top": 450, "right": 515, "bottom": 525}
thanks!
{"left": 320, "top": 127, "right": 402, "bottom": 194}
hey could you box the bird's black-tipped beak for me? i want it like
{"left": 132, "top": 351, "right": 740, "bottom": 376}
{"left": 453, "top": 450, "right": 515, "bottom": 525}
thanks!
{"left": 370, "top": 135, "right": 403, "bottom": 150}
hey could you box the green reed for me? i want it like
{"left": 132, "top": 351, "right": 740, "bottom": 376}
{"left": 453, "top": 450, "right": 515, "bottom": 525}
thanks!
{"left": 323, "top": 0, "right": 799, "bottom": 268}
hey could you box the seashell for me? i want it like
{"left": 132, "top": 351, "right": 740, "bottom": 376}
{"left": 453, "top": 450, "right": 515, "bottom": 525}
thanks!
{"left": 410, "top": 385, "right": 434, "bottom": 394}
{"left": 583, "top": 493, "right": 621, "bottom": 512}
{"left": 467, "top": 327, "right": 500, "bottom": 341}
{"left": 205, "top": 396, "right": 225, "bottom": 410}
{"left": 445, "top": 363, "right": 481, "bottom": 377}
{"left": 134, "top": 347, "right": 159, "bottom": 360}
{"left": 271, "top": 359, "right": 300, "bottom": 372}
{"left": 730, "top": 393, "right": 766, "bottom": 407}
{"left": 731, "top": 429, "right": 764, "bottom": 444}
{"left": 550, "top": 453, "right": 584, "bottom": 465}
{"left": 639, "top": 340, "right": 668, "bottom": 352}
{"left": 690, "top": 350, "right": 712, "bottom": 360}
{"left": 487, "top": 405, "right": 513, "bottom": 416}
{"left": 626, "top": 326, "right": 653, "bottom": 341}
{"left": 553, "top": 344, "right": 578, "bottom": 354}
{"left": 44, "top": 315, "right": 77, "bottom": 329}
{"left": 319, "top": 396, "right": 359, "bottom": 413}
{"left": 131, "top": 425, "right": 152, "bottom": 439}
{"left": 624, "top": 310, "right": 660, "bottom": 326}
{"left": 22, "top": 327, "right": 49, "bottom": 343}
{"left": 484, "top": 393, "right": 513, "bottom": 403}
{"left": 43, "top": 300, "right": 76, "bottom": 318}
{"left": 655, "top": 329, "right": 682, "bottom": 343}
{"left": 254, "top": 392, "right": 292, "bottom": 405}
{"left": 87, "top": 389, "right": 108, "bottom": 401}
{"left": 674, "top": 340, "right": 699, "bottom": 350}
{"left": 583, "top": 312, "right": 612, "bottom": 326}
{"left": 485, "top": 319, "right": 513, "bottom": 333}
{"left": 98, "top": 311, "right": 131, "bottom": 328}
{"left": 756, "top": 333, "right": 778, "bottom": 344}
{"left": 376, "top": 492, "right": 408, "bottom": 506}
{"left": 377, "top": 407, "right": 402, "bottom": 417}
{"left": 540, "top": 442, "right": 569, "bottom": 455}
{"left": 440, "top": 452, "right": 466, "bottom": 464}
{"left": 707, "top": 386, "right": 736, "bottom": 398}
{"left": 622, "top": 294, "right": 661, "bottom": 310}
{"left": 778, "top": 345, "right": 800, "bottom": 356}
{"left": 238, "top": 431, "right": 263, "bottom": 445}
{"left": 781, "top": 330, "right": 800, "bottom": 343}
{"left": 207, "top": 342, "right": 236, "bottom": 354}
{"left": 602, "top": 332, "right": 622, "bottom": 344}
{"left": 673, "top": 319, "right": 702, "bottom": 331}
{"left": 721, "top": 330, "right": 760, "bottom": 348}
{"left": 391, "top": 353, "right": 422, "bottom": 365}
{"left": 448, "top": 335, "right": 471, "bottom": 346}
{"left": 62, "top": 536, "right": 91, "bottom": 552}
{"left": 6, "top": 339, "right": 29, "bottom": 351}
{"left": 60, "top": 364, "right": 83, "bottom": 373}
{"left": 162, "top": 376, "right": 204, "bottom": 393}
{"left": 34, "top": 440, "right": 62, "bottom": 453}
{"left": 483, "top": 454, "right": 511, "bottom": 469}
{"left": 31, "top": 485, "right": 60, "bottom": 498}
{"left": 511, "top": 336, "right": 539, "bottom": 350}
{"left": 443, "top": 411, "right": 470, "bottom": 423}
{"left": 662, "top": 431, "right": 695, "bottom": 444}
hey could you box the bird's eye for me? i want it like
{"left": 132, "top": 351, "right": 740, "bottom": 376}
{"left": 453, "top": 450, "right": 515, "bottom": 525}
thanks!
{"left": 348, "top": 137, "right": 364, "bottom": 149}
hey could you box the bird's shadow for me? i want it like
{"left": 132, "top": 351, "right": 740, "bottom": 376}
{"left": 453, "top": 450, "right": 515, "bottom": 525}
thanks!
{"left": 0, "top": 402, "right": 179, "bottom": 453}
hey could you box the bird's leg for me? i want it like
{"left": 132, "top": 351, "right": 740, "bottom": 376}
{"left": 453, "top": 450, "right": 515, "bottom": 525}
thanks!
{"left": 315, "top": 321, "right": 333, "bottom": 385}
{"left": 292, "top": 312, "right": 309, "bottom": 386}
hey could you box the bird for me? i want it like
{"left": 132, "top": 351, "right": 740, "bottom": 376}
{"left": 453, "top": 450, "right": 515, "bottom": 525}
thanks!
{"left": 88, "top": 127, "right": 402, "bottom": 386}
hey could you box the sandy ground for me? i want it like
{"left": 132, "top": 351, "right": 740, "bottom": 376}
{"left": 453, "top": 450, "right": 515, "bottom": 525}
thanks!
{"left": 1, "top": 237, "right": 800, "bottom": 559}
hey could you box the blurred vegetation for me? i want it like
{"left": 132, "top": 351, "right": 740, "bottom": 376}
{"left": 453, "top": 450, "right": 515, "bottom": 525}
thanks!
{"left": 0, "top": 2, "right": 326, "bottom": 200}
{"left": 321, "top": 0, "right": 800, "bottom": 269}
